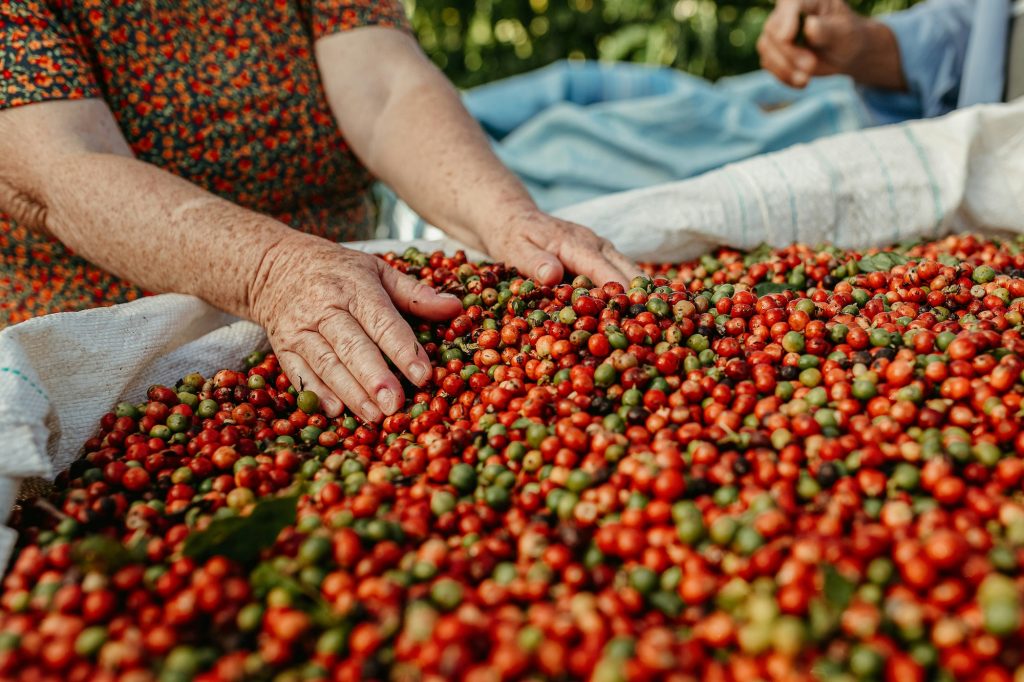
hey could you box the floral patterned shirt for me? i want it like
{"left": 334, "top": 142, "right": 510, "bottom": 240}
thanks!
{"left": 0, "top": 0, "right": 408, "bottom": 326}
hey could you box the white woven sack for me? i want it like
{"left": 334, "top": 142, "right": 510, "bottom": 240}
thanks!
{"left": 0, "top": 239, "right": 481, "bottom": 566}
{"left": 558, "top": 101, "right": 1024, "bottom": 261}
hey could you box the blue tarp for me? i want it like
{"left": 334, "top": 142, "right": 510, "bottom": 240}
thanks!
{"left": 379, "top": 60, "right": 874, "bottom": 237}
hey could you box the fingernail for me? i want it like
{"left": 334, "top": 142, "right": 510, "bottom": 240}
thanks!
{"left": 322, "top": 398, "right": 340, "bottom": 416}
{"left": 376, "top": 388, "right": 396, "bottom": 413}
{"left": 410, "top": 362, "right": 431, "bottom": 385}
{"left": 793, "top": 71, "right": 808, "bottom": 85}
{"left": 438, "top": 293, "right": 459, "bottom": 300}
{"left": 360, "top": 400, "right": 382, "bottom": 421}
{"left": 538, "top": 264, "right": 555, "bottom": 283}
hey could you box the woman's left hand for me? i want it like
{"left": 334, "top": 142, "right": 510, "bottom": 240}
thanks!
{"left": 315, "top": 30, "right": 641, "bottom": 288}
{"left": 483, "top": 209, "right": 641, "bottom": 287}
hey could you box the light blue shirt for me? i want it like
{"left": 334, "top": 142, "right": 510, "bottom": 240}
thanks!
{"left": 865, "top": 0, "right": 1011, "bottom": 124}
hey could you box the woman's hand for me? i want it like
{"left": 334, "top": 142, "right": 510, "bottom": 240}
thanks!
{"left": 482, "top": 209, "right": 640, "bottom": 287}
{"left": 246, "top": 214, "right": 637, "bottom": 422}
{"left": 314, "top": 30, "right": 641, "bottom": 288}
{"left": 248, "top": 231, "right": 463, "bottom": 421}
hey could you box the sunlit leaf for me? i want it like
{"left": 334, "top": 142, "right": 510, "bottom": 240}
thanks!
{"left": 184, "top": 495, "right": 299, "bottom": 566}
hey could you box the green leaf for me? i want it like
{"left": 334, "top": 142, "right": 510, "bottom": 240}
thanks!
{"left": 73, "top": 535, "right": 143, "bottom": 572}
{"left": 742, "top": 243, "right": 774, "bottom": 266}
{"left": 250, "top": 561, "right": 343, "bottom": 628}
{"left": 753, "top": 282, "right": 799, "bottom": 296}
{"left": 787, "top": 264, "right": 808, "bottom": 288}
{"left": 649, "top": 590, "right": 683, "bottom": 618}
{"left": 184, "top": 494, "right": 299, "bottom": 565}
{"left": 250, "top": 561, "right": 299, "bottom": 598}
{"left": 822, "top": 564, "right": 856, "bottom": 612}
{"left": 856, "top": 252, "right": 909, "bottom": 273}
{"left": 894, "top": 238, "right": 924, "bottom": 253}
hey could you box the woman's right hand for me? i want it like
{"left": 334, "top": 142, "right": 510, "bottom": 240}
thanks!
{"left": 248, "top": 232, "right": 464, "bottom": 421}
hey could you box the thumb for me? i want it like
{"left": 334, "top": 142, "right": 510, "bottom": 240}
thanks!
{"left": 379, "top": 264, "right": 464, "bottom": 320}
{"left": 506, "top": 240, "right": 564, "bottom": 286}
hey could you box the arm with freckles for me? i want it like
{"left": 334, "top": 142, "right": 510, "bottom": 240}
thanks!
{"left": 0, "top": 100, "right": 279, "bottom": 320}
{"left": 312, "top": 27, "right": 640, "bottom": 288}
{"left": 0, "top": 99, "right": 462, "bottom": 422}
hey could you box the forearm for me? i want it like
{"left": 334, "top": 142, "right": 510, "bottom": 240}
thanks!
{"left": 316, "top": 29, "right": 536, "bottom": 251}
{"left": 314, "top": 27, "right": 637, "bottom": 287}
{"left": 3, "top": 150, "right": 292, "bottom": 320}
{"left": 364, "top": 75, "right": 535, "bottom": 248}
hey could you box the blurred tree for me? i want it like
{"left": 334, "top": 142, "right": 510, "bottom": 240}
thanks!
{"left": 406, "top": 0, "right": 919, "bottom": 88}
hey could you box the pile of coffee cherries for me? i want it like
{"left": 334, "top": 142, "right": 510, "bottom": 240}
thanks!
{"left": 4, "top": 234, "right": 1024, "bottom": 682}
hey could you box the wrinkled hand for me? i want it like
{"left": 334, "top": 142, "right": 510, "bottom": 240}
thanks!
{"left": 757, "top": 0, "right": 869, "bottom": 88}
{"left": 249, "top": 232, "right": 463, "bottom": 421}
{"left": 482, "top": 210, "right": 641, "bottom": 287}
{"left": 248, "top": 214, "right": 636, "bottom": 423}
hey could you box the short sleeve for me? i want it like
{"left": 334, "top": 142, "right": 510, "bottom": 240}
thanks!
{"left": 305, "top": 0, "right": 411, "bottom": 40}
{"left": 0, "top": 2, "right": 100, "bottom": 111}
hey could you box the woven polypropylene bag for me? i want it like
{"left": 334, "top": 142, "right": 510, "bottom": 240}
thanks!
{"left": 0, "top": 240, "right": 480, "bottom": 567}
{"left": 557, "top": 101, "right": 1024, "bottom": 261}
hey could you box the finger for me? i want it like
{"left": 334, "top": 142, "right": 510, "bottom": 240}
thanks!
{"left": 348, "top": 281, "right": 436, "bottom": 388}
{"left": 285, "top": 334, "right": 381, "bottom": 422}
{"left": 774, "top": 37, "right": 820, "bottom": 77}
{"left": 601, "top": 241, "right": 644, "bottom": 282}
{"left": 760, "top": 42, "right": 817, "bottom": 87}
{"left": 503, "top": 239, "right": 565, "bottom": 286}
{"left": 319, "top": 310, "right": 411, "bottom": 416}
{"left": 379, "top": 264, "right": 464, "bottom": 321}
{"left": 758, "top": 44, "right": 804, "bottom": 87}
{"left": 300, "top": 321, "right": 394, "bottom": 420}
{"left": 550, "top": 234, "right": 632, "bottom": 287}
{"left": 275, "top": 346, "right": 354, "bottom": 419}
{"left": 765, "top": 0, "right": 803, "bottom": 42}
{"left": 757, "top": 33, "right": 787, "bottom": 79}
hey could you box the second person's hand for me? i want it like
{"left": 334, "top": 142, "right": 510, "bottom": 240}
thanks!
{"left": 758, "top": 0, "right": 869, "bottom": 88}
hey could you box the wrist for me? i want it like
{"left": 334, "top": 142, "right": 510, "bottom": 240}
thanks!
{"left": 246, "top": 228, "right": 315, "bottom": 327}
{"left": 453, "top": 191, "right": 539, "bottom": 254}
{"left": 489, "top": 196, "right": 542, "bottom": 237}
{"left": 846, "top": 20, "right": 906, "bottom": 91}
{"left": 142, "top": 195, "right": 300, "bottom": 324}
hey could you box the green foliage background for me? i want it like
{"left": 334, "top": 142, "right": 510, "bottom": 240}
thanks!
{"left": 406, "top": 0, "right": 918, "bottom": 88}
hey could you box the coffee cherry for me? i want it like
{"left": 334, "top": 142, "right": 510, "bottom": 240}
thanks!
{"left": 8, "top": 238, "right": 1024, "bottom": 680}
